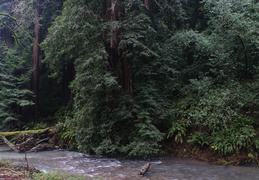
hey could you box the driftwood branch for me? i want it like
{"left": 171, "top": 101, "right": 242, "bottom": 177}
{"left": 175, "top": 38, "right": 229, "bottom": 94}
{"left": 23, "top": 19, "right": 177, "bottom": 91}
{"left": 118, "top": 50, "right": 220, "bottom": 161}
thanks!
{"left": 35, "top": 137, "right": 49, "bottom": 145}
{"left": 139, "top": 162, "right": 151, "bottom": 175}
{"left": 17, "top": 137, "right": 34, "bottom": 147}
{"left": 29, "top": 143, "right": 55, "bottom": 152}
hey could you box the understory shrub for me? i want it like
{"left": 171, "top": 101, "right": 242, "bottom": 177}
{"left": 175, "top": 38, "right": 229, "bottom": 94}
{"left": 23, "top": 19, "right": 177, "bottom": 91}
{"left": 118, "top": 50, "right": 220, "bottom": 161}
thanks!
{"left": 170, "top": 81, "right": 259, "bottom": 156}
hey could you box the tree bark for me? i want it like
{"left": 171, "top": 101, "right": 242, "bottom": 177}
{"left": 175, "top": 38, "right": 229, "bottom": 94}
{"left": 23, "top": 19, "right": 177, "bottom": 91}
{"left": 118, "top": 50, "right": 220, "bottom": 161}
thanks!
{"left": 5, "top": 21, "right": 14, "bottom": 48}
{"left": 102, "top": 0, "right": 133, "bottom": 95}
{"left": 32, "top": 0, "right": 44, "bottom": 122}
{"left": 122, "top": 54, "right": 132, "bottom": 95}
{"left": 144, "top": 0, "right": 149, "bottom": 10}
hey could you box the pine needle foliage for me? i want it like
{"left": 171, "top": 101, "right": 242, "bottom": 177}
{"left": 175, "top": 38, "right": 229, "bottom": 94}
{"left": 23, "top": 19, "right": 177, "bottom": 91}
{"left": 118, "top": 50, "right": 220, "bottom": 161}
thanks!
{"left": 0, "top": 42, "right": 34, "bottom": 130}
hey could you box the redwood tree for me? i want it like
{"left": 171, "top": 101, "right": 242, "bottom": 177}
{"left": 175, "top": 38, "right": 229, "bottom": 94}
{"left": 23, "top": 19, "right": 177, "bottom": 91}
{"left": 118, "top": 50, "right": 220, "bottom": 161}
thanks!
{"left": 102, "top": 0, "right": 132, "bottom": 95}
{"left": 32, "top": 0, "right": 44, "bottom": 122}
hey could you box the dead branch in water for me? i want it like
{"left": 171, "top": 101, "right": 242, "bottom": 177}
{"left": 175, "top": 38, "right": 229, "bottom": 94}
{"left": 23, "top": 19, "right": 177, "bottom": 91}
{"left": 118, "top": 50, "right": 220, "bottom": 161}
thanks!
{"left": 139, "top": 162, "right": 151, "bottom": 175}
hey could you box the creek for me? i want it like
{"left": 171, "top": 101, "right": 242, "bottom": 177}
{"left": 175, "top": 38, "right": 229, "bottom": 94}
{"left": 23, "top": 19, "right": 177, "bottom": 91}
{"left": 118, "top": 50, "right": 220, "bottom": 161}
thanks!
{"left": 0, "top": 145, "right": 258, "bottom": 180}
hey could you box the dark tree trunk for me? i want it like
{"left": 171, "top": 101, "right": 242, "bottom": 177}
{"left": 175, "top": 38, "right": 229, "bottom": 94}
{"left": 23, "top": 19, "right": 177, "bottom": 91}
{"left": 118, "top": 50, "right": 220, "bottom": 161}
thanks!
{"left": 102, "top": 0, "right": 132, "bottom": 96}
{"left": 122, "top": 54, "right": 132, "bottom": 95}
{"left": 144, "top": 0, "right": 149, "bottom": 10}
{"left": 5, "top": 22, "right": 14, "bottom": 48}
{"left": 32, "top": 20, "right": 40, "bottom": 122}
{"left": 61, "top": 61, "right": 75, "bottom": 105}
{"left": 32, "top": 0, "right": 44, "bottom": 122}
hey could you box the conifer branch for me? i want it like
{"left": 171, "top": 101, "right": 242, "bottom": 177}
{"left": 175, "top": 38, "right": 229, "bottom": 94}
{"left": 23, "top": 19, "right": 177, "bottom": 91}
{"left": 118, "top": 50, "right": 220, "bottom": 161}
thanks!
{"left": 153, "top": 0, "right": 161, "bottom": 7}
{"left": 0, "top": 12, "right": 41, "bottom": 48}
{"left": 0, "top": 19, "right": 24, "bottom": 48}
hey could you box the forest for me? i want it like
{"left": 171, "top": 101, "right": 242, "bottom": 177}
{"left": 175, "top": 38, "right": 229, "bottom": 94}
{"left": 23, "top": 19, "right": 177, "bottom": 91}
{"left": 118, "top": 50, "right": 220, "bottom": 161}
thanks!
{"left": 0, "top": 0, "right": 258, "bottom": 164}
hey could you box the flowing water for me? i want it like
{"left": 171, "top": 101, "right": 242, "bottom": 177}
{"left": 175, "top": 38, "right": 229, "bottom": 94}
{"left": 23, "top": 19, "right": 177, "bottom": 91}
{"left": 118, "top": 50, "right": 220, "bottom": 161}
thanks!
{"left": 0, "top": 145, "right": 258, "bottom": 180}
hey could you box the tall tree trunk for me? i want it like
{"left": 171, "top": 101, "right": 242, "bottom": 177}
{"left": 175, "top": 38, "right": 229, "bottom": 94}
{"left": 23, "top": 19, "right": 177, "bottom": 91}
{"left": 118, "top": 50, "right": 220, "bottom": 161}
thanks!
{"left": 32, "top": 0, "right": 43, "bottom": 122}
{"left": 102, "top": 0, "right": 132, "bottom": 95}
{"left": 5, "top": 22, "right": 14, "bottom": 48}
{"left": 122, "top": 54, "right": 132, "bottom": 95}
{"left": 61, "top": 61, "right": 75, "bottom": 105}
{"left": 144, "top": 0, "right": 149, "bottom": 10}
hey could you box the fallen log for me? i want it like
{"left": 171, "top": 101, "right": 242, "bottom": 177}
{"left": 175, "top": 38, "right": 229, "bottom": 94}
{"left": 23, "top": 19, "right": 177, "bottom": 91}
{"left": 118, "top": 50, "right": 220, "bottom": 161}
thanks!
{"left": 0, "top": 128, "right": 55, "bottom": 152}
{"left": 0, "top": 135, "right": 20, "bottom": 153}
{"left": 0, "top": 128, "right": 53, "bottom": 137}
{"left": 139, "top": 162, "right": 151, "bottom": 175}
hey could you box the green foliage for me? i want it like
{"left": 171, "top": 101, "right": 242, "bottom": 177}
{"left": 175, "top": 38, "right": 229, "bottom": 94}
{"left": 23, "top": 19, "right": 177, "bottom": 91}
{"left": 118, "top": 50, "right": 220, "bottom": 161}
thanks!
{"left": 55, "top": 107, "right": 76, "bottom": 149}
{"left": 203, "top": 0, "right": 259, "bottom": 78}
{"left": 164, "top": 0, "right": 259, "bottom": 91}
{"left": 42, "top": 0, "right": 168, "bottom": 158}
{"left": 0, "top": 42, "right": 34, "bottom": 130}
{"left": 168, "top": 95, "right": 198, "bottom": 144}
{"left": 32, "top": 170, "right": 86, "bottom": 180}
{"left": 162, "top": 30, "right": 215, "bottom": 91}
{"left": 166, "top": 1, "right": 258, "bottom": 159}
{"left": 22, "top": 122, "right": 48, "bottom": 130}
{"left": 1, "top": 0, "right": 257, "bottom": 163}
{"left": 42, "top": 0, "right": 93, "bottom": 80}
{"left": 43, "top": 0, "right": 259, "bottom": 159}
{"left": 174, "top": 81, "right": 259, "bottom": 155}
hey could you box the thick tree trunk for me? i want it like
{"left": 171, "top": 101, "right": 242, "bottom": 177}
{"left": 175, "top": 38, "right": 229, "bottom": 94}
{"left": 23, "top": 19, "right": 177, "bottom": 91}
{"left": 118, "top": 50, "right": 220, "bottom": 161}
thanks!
{"left": 32, "top": 0, "right": 43, "bottom": 122}
{"left": 102, "top": 0, "right": 133, "bottom": 95}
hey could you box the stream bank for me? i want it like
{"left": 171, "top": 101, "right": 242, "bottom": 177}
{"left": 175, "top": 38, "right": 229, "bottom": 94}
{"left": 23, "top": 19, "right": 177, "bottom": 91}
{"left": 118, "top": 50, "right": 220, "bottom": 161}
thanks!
{"left": 1, "top": 145, "right": 259, "bottom": 180}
